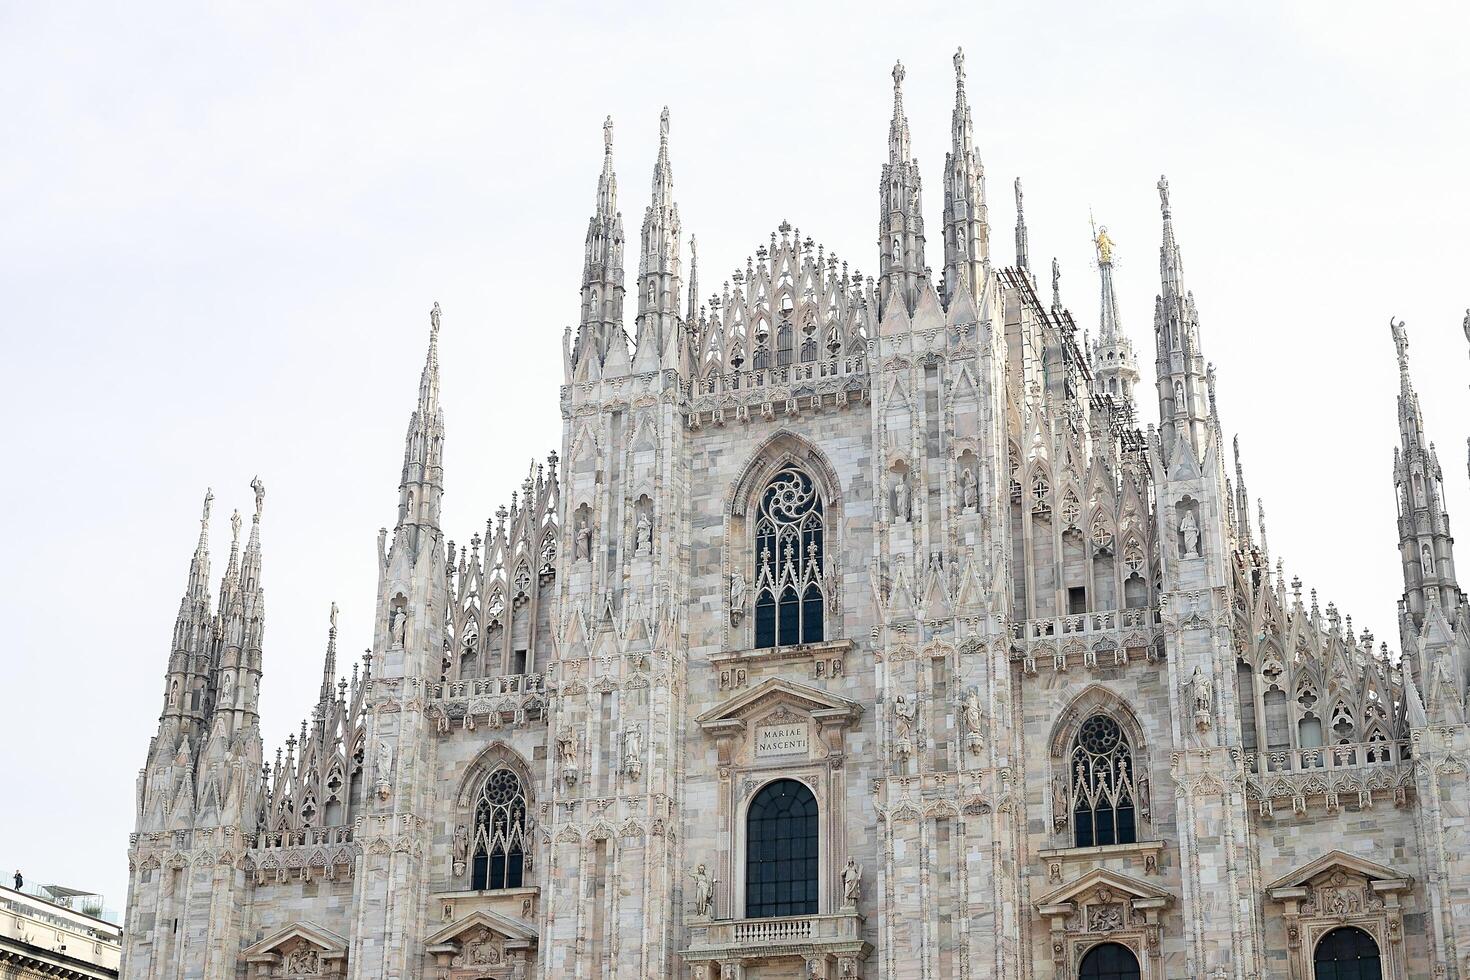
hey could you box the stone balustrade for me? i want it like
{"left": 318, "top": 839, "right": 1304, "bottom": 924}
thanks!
{"left": 681, "top": 910, "right": 870, "bottom": 964}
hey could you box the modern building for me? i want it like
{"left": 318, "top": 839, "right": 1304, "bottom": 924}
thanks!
{"left": 121, "top": 54, "right": 1470, "bottom": 980}
{"left": 2, "top": 883, "right": 120, "bottom": 979}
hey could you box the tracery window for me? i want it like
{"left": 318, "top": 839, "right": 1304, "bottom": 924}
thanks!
{"left": 471, "top": 768, "right": 527, "bottom": 891}
{"left": 1071, "top": 715, "right": 1138, "bottom": 847}
{"left": 1313, "top": 926, "right": 1382, "bottom": 980}
{"left": 745, "top": 779, "right": 818, "bottom": 918}
{"left": 753, "top": 467, "right": 826, "bottom": 649}
{"left": 1078, "top": 942, "right": 1141, "bottom": 980}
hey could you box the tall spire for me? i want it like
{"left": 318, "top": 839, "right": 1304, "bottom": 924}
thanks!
{"left": 633, "top": 107, "right": 682, "bottom": 372}
{"left": 1087, "top": 221, "right": 1139, "bottom": 412}
{"left": 396, "top": 303, "right": 446, "bottom": 550}
{"left": 158, "top": 489, "right": 216, "bottom": 743}
{"left": 941, "top": 47, "right": 989, "bottom": 305}
{"left": 1391, "top": 317, "right": 1460, "bottom": 633}
{"left": 878, "top": 60, "right": 927, "bottom": 314}
{"left": 686, "top": 234, "right": 699, "bottom": 325}
{"left": 1151, "top": 175, "right": 1211, "bottom": 465}
{"left": 1233, "top": 436, "right": 1254, "bottom": 549}
{"left": 1013, "top": 178, "right": 1030, "bottom": 274}
{"left": 318, "top": 602, "right": 339, "bottom": 711}
{"left": 575, "top": 115, "right": 625, "bottom": 370}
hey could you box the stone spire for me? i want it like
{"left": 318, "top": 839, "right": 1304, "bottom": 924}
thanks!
{"left": 633, "top": 107, "right": 683, "bottom": 372}
{"left": 1391, "top": 317, "right": 1460, "bottom": 629}
{"left": 1013, "top": 177, "right": 1030, "bottom": 274}
{"left": 157, "top": 489, "right": 216, "bottom": 749}
{"left": 686, "top": 234, "right": 699, "bottom": 325}
{"left": 396, "top": 303, "right": 446, "bottom": 553}
{"left": 1088, "top": 221, "right": 1139, "bottom": 411}
{"left": 878, "top": 60, "right": 927, "bottom": 314}
{"left": 576, "top": 115, "right": 626, "bottom": 371}
{"left": 318, "top": 602, "right": 339, "bottom": 711}
{"left": 1152, "top": 176, "right": 1211, "bottom": 466}
{"left": 1233, "top": 435, "right": 1254, "bottom": 550}
{"left": 941, "top": 47, "right": 988, "bottom": 305}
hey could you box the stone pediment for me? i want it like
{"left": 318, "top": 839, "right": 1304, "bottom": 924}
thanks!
{"left": 1035, "top": 867, "right": 1171, "bottom": 910}
{"left": 424, "top": 909, "right": 538, "bottom": 947}
{"left": 242, "top": 921, "right": 348, "bottom": 975}
{"left": 1266, "top": 849, "right": 1411, "bottom": 898}
{"left": 696, "top": 677, "right": 861, "bottom": 730}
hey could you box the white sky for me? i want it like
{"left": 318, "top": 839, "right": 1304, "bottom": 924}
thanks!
{"left": 1, "top": 0, "right": 1467, "bottom": 915}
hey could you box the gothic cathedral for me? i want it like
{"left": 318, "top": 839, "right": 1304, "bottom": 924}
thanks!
{"left": 122, "top": 55, "right": 1470, "bottom": 980}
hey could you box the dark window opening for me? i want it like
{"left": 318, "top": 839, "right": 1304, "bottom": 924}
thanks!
{"left": 1314, "top": 926, "right": 1382, "bottom": 980}
{"left": 1071, "top": 715, "right": 1139, "bottom": 848}
{"left": 1079, "top": 942, "right": 1141, "bottom": 980}
{"left": 471, "top": 768, "right": 528, "bottom": 891}
{"left": 745, "top": 779, "right": 818, "bottom": 918}
{"left": 753, "top": 467, "right": 826, "bottom": 649}
{"left": 1068, "top": 587, "right": 1087, "bottom": 615}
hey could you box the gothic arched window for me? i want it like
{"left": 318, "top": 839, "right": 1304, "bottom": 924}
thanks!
{"left": 745, "top": 779, "right": 818, "bottom": 918}
{"left": 1313, "top": 926, "right": 1382, "bottom": 980}
{"left": 753, "top": 467, "right": 826, "bottom": 649}
{"left": 1071, "top": 715, "right": 1138, "bottom": 847}
{"left": 1078, "top": 942, "right": 1141, "bottom": 980}
{"left": 471, "top": 768, "right": 527, "bottom": 891}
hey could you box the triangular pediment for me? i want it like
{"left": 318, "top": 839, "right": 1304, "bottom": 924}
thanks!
{"left": 243, "top": 921, "right": 348, "bottom": 960}
{"left": 1034, "top": 867, "right": 1171, "bottom": 909}
{"left": 1266, "top": 849, "right": 1410, "bottom": 894}
{"left": 696, "top": 677, "right": 861, "bottom": 727}
{"left": 424, "top": 908, "right": 538, "bottom": 946}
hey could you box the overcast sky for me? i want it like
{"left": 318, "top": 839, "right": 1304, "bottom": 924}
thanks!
{"left": 2, "top": 1, "right": 1467, "bottom": 915}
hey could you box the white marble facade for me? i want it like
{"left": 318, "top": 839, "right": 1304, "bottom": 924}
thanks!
{"left": 122, "top": 55, "right": 1470, "bottom": 980}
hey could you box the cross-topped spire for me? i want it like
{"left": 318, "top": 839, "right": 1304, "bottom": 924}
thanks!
{"left": 395, "top": 301, "right": 447, "bottom": 547}
{"left": 889, "top": 60, "right": 911, "bottom": 163}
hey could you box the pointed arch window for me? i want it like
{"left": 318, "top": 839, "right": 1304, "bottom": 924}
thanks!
{"left": 753, "top": 467, "right": 826, "bottom": 649}
{"left": 1071, "top": 715, "right": 1138, "bottom": 847}
{"left": 471, "top": 768, "right": 527, "bottom": 890}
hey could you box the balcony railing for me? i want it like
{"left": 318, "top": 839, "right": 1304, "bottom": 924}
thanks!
{"left": 1247, "top": 739, "right": 1411, "bottom": 775}
{"left": 688, "top": 355, "right": 867, "bottom": 399}
{"left": 433, "top": 673, "right": 544, "bottom": 699}
{"left": 682, "top": 911, "right": 867, "bottom": 960}
{"left": 1009, "top": 607, "right": 1157, "bottom": 643}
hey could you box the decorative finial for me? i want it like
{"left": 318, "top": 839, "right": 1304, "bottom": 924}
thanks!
{"left": 603, "top": 115, "right": 613, "bottom": 153}
{"left": 430, "top": 301, "right": 442, "bottom": 336}
{"left": 1095, "top": 225, "right": 1114, "bottom": 265}
{"left": 659, "top": 106, "right": 670, "bottom": 143}
{"left": 1157, "top": 175, "right": 1171, "bottom": 214}
{"left": 330, "top": 601, "right": 339, "bottom": 632}
{"left": 250, "top": 475, "right": 265, "bottom": 516}
{"left": 202, "top": 488, "right": 214, "bottom": 524}
{"left": 1051, "top": 258, "right": 1060, "bottom": 308}
{"left": 953, "top": 48, "right": 965, "bottom": 83}
{"left": 1014, "top": 177, "right": 1023, "bottom": 211}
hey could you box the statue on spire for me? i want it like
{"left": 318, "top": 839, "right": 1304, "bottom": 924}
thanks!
{"left": 251, "top": 476, "right": 266, "bottom": 516}
{"left": 953, "top": 48, "right": 964, "bottom": 84}
{"left": 230, "top": 508, "right": 242, "bottom": 542}
{"left": 1391, "top": 316, "right": 1409, "bottom": 375}
{"left": 893, "top": 60, "right": 906, "bottom": 92}
{"left": 659, "top": 106, "right": 669, "bottom": 143}
{"left": 202, "top": 488, "right": 214, "bottom": 524}
{"left": 1157, "top": 175, "right": 1171, "bottom": 213}
{"left": 1095, "top": 226, "right": 1115, "bottom": 265}
{"left": 330, "top": 601, "right": 339, "bottom": 632}
{"left": 430, "top": 301, "right": 442, "bottom": 336}
{"left": 604, "top": 115, "right": 613, "bottom": 153}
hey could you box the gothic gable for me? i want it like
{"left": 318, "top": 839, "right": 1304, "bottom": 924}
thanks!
{"left": 1035, "top": 866, "right": 1171, "bottom": 910}
{"left": 1266, "top": 849, "right": 1410, "bottom": 895}
{"left": 696, "top": 677, "right": 861, "bottom": 727}
{"left": 424, "top": 911, "right": 537, "bottom": 975}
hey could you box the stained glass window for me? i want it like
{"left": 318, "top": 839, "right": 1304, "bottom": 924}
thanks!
{"left": 754, "top": 467, "right": 826, "bottom": 649}
{"left": 1071, "top": 715, "right": 1138, "bottom": 847}
{"left": 472, "top": 768, "right": 527, "bottom": 890}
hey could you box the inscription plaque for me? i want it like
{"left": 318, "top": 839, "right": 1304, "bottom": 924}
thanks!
{"left": 755, "top": 723, "right": 810, "bottom": 758}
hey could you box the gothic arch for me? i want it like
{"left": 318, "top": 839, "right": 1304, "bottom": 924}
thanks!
{"left": 1048, "top": 684, "right": 1150, "bottom": 760}
{"left": 728, "top": 429, "right": 843, "bottom": 520}
{"left": 454, "top": 742, "right": 537, "bottom": 808}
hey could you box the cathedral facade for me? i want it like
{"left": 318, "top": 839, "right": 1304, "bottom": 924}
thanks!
{"left": 121, "top": 55, "right": 1470, "bottom": 980}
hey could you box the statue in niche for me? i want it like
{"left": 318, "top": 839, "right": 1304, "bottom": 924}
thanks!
{"left": 1422, "top": 543, "right": 1435, "bottom": 576}
{"left": 893, "top": 693, "right": 916, "bottom": 741}
{"left": 390, "top": 607, "right": 407, "bottom": 647}
{"left": 729, "top": 569, "right": 747, "bottom": 624}
{"left": 690, "top": 863, "right": 716, "bottom": 917}
{"left": 635, "top": 510, "right": 652, "bottom": 556}
{"left": 959, "top": 466, "right": 977, "bottom": 512}
{"left": 964, "top": 688, "right": 984, "bottom": 737}
{"left": 556, "top": 728, "right": 577, "bottom": 765}
{"left": 575, "top": 516, "right": 593, "bottom": 562}
{"left": 892, "top": 472, "right": 911, "bottom": 523}
{"left": 169, "top": 679, "right": 179, "bottom": 707}
{"left": 375, "top": 738, "right": 394, "bottom": 786}
{"left": 451, "top": 824, "right": 469, "bottom": 875}
{"left": 841, "top": 857, "right": 863, "bottom": 905}
{"left": 1179, "top": 509, "right": 1200, "bottom": 558}
{"left": 623, "top": 727, "right": 643, "bottom": 778}
{"left": 220, "top": 672, "right": 233, "bottom": 707}
{"left": 1190, "top": 665, "right": 1214, "bottom": 730}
